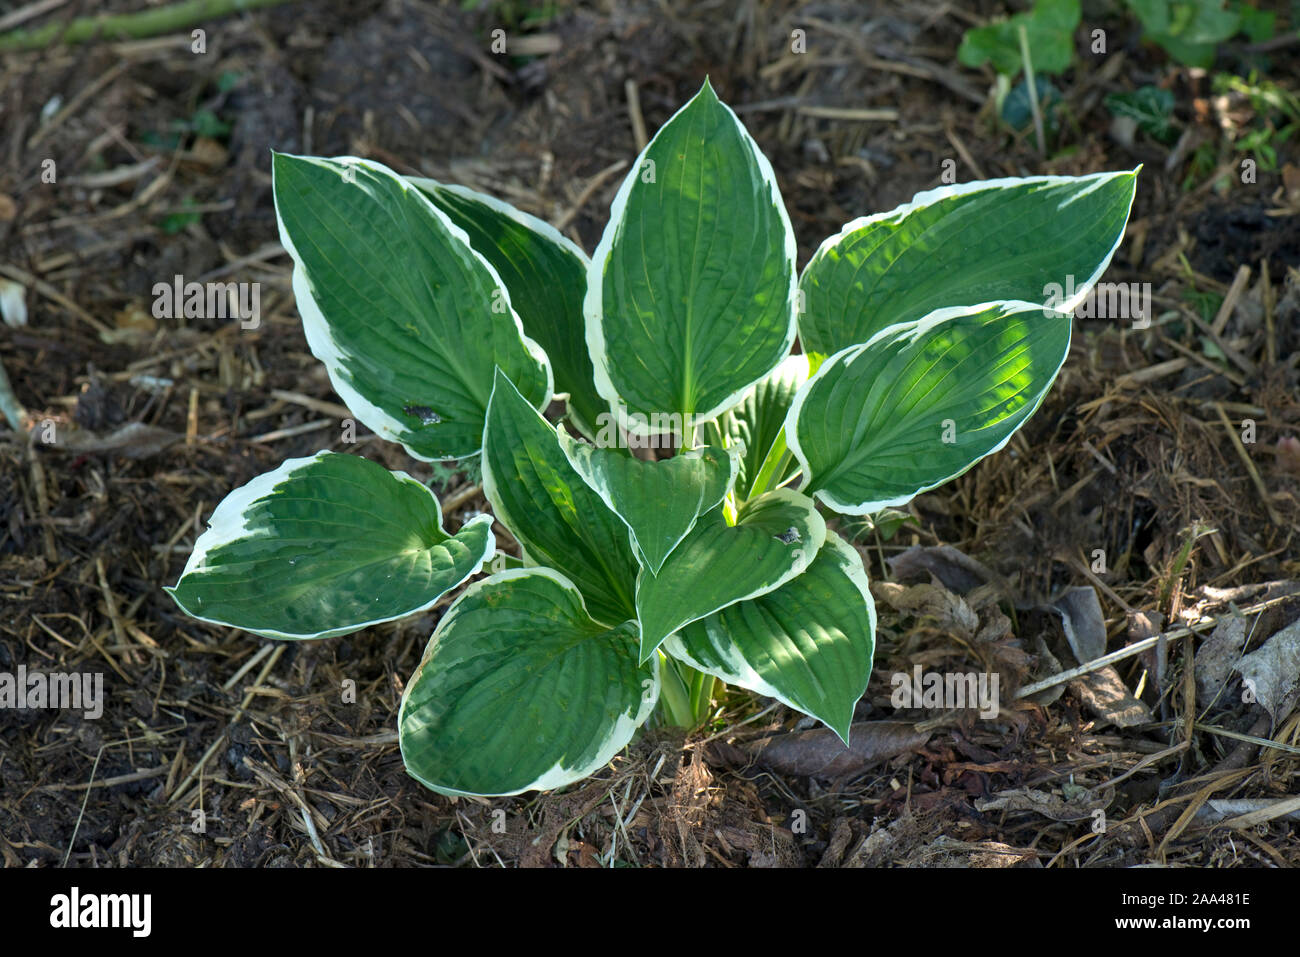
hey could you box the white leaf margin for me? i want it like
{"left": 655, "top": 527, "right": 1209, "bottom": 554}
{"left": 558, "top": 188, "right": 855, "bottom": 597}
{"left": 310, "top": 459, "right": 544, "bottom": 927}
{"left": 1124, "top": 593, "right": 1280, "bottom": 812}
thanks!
{"left": 165, "top": 450, "right": 496, "bottom": 640}
{"left": 583, "top": 80, "right": 800, "bottom": 438}
{"left": 272, "top": 153, "right": 553, "bottom": 462}
{"left": 397, "top": 566, "right": 660, "bottom": 798}
{"left": 661, "top": 531, "right": 875, "bottom": 744}
{"left": 786, "top": 299, "right": 1071, "bottom": 516}
{"left": 800, "top": 168, "right": 1141, "bottom": 331}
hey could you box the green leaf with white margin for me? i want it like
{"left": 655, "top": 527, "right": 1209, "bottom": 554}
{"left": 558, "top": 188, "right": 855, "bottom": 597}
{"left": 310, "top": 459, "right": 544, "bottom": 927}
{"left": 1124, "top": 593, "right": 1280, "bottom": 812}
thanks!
{"left": 790, "top": 301, "right": 1071, "bottom": 515}
{"left": 635, "top": 488, "right": 826, "bottom": 662}
{"left": 399, "top": 568, "right": 657, "bottom": 797}
{"left": 664, "top": 531, "right": 875, "bottom": 742}
{"left": 482, "top": 369, "right": 639, "bottom": 626}
{"left": 165, "top": 451, "right": 495, "bottom": 640}
{"left": 798, "top": 169, "right": 1138, "bottom": 358}
{"left": 556, "top": 432, "right": 737, "bottom": 574}
{"left": 586, "top": 78, "right": 797, "bottom": 437}
{"left": 408, "top": 177, "right": 606, "bottom": 437}
{"left": 724, "top": 353, "right": 809, "bottom": 500}
{"left": 272, "top": 153, "right": 551, "bottom": 460}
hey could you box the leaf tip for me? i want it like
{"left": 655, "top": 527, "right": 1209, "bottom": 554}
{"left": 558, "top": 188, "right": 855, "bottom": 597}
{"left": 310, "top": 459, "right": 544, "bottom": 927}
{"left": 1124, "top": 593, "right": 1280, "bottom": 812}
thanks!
{"left": 269, "top": 149, "right": 298, "bottom": 174}
{"left": 829, "top": 716, "right": 852, "bottom": 748}
{"left": 636, "top": 621, "right": 663, "bottom": 664}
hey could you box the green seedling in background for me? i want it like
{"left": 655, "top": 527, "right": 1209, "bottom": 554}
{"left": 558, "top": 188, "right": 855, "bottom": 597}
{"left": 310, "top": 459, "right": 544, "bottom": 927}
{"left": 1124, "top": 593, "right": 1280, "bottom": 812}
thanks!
{"left": 1106, "top": 85, "right": 1178, "bottom": 142}
{"left": 958, "top": 0, "right": 1079, "bottom": 143}
{"left": 959, "top": 0, "right": 1081, "bottom": 76}
{"left": 1126, "top": 0, "right": 1275, "bottom": 69}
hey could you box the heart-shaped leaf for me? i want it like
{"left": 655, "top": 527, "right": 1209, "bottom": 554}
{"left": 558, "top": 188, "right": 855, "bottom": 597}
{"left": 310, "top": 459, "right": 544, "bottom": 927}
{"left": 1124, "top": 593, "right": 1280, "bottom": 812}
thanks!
{"left": 557, "top": 433, "right": 737, "bottom": 574}
{"left": 798, "top": 169, "right": 1138, "bottom": 358}
{"left": 408, "top": 178, "right": 605, "bottom": 436}
{"left": 790, "top": 301, "right": 1071, "bottom": 515}
{"left": 664, "top": 531, "right": 876, "bottom": 742}
{"left": 166, "top": 451, "right": 495, "bottom": 640}
{"left": 635, "top": 488, "right": 826, "bottom": 661}
{"left": 586, "top": 78, "right": 797, "bottom": 436}
{"left": 1128, "top": 0, "right": 1240, "bottom": 68}
{"left": 399, "top": 568, "right": 657, "bottom": 797}
{"left": 482, "top": 370, "right": 640, "bottom": 626}
{"left": 272, "top": 153, "right": 551, "bottom": 460}
{"left": 957, "top": 0, "right": 1081, "bottom": 77}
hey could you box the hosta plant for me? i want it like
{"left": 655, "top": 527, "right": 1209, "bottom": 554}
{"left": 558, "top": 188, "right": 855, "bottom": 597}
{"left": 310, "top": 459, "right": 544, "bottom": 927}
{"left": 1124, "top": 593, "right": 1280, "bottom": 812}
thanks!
{"left": 167, "top": 79, "right": 1138, "bottom": 797}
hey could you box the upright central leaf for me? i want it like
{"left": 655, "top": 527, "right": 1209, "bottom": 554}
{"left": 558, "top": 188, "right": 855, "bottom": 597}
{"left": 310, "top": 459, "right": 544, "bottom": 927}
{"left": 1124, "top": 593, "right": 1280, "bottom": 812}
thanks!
{"left": 586, "top": 79, "right": 797, "bottom": 436}
{"left": 482, "top": 370, "right": 640, "bottom": 626}
{"left": 635, "top": 488, "right": 826, "bottom": 661}
{"left": 557, "top": 433, "right": 736, "bottom": 574}
{"left": 725, "top": 353, "right": 810, "bottom": 499}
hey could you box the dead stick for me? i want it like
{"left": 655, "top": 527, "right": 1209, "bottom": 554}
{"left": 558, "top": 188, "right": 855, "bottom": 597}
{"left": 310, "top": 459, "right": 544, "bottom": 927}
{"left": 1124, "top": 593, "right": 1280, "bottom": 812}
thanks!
{"left": 1215, "top": 402, "right": 1283, "bottom": 525}
{"left": 1116, "top": 716, "right": 1270, "bottom": 846}
{"left": 0, "top": 355, "right": 26, "bottom": 431}
{"left": 0, "top": 0, "right": 296, "bottom": 51}
{"left": 1014, "top": 594, "right": 1296, "bottom": 699}
{"left": 170, "top": 644, "right": 284, "bottom": 805}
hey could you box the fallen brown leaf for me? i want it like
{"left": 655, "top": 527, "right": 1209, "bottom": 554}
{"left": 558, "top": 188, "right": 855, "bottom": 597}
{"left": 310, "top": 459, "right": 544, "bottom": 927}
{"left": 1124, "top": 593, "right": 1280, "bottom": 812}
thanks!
{"left": 1235, "top": 617, "right": 1300, "bottom": 724}
{"left": 742, "top": 721, "right": 931, "bottom": 778}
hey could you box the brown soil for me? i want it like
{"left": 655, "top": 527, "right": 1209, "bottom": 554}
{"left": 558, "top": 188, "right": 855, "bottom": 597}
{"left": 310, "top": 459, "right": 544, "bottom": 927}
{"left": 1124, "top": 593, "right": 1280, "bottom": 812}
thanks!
{"left": 1, "top": 0, "right": 1297, "bottom": 868}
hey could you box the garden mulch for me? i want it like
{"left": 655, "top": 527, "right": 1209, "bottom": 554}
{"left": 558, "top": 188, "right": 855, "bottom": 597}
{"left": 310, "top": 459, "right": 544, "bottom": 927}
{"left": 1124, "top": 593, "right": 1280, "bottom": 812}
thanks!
{"left": 1, "top": 0, "right": 1297, "bottom": 867}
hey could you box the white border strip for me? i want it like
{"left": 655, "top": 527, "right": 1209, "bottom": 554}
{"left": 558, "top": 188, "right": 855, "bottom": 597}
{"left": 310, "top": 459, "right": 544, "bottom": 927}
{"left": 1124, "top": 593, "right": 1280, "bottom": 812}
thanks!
{"left": 165, "top": 450, "right": 496, "bottom": 640}
{"left": 583, "top": 79, "right": 800, "bottom": 437}
{"left": 785, "top": 299, "right": 1071, "bottom": 515}
{"left": 801, "top": 167, "right": 1141, "bottom": 323}
{"left": 271, "top": 153, "right": 551, "bottom": 463}
{"left": 397, "top": 565, "right": 660, "bottom": 797}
